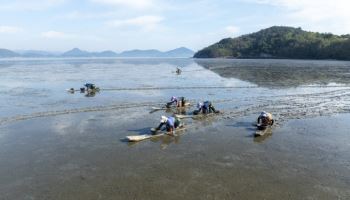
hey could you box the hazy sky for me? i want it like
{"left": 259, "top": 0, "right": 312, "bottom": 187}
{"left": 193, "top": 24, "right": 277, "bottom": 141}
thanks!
{"left": 1, "top": 0, "right": 350, "bottom": 52}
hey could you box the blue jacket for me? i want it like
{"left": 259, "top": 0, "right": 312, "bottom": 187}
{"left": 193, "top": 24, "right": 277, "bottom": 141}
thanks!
{"left": 166, "top": 117, "right": 175, "bottom": 128}
{"left": 203, "top": 101, "right": 211, "bottom": 109}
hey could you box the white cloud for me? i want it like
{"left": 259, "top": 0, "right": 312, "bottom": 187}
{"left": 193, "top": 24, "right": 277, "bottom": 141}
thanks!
{"left": 41, "top": 31, "right": 103, "bottom": 42}
{"left": 0, "top": 26, "right": 22, "bottom": 33}
{"left": 249, "top": 0, "right": 350, "bottom": 34}
{"left": 0, "top": 0, "right": 66, "bottom": 11}
{"left": 59, "top": 11, "right": 115, "bottom": 20}
{"left": 91, "top": 0, "right": 154, "bottom": 9}
{"left": 107, "top": 15, "right": 163, "bottom": 31}
{"left": 225, "top": 26, "right": 240, "bottom": 35}
{"left": 41, "top": 31, "right": 74, "bottom": 39}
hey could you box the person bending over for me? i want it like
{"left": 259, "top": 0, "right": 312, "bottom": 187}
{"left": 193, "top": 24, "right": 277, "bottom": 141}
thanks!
{"left": 166, "top": 96, "right": 186, "bottom": 108}
{"left": 155, "top": 116, "right": 183, "bottom": 135}
{"left": 194, "top": 101, "right": 219, "bottom": 115}
{"left": 257, "top": 111, "right": 274, "bottom": 127}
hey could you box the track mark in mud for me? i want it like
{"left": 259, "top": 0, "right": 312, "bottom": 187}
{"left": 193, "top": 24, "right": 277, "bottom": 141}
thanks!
{"left": 102, "top": 86, "right": 258, "bottom": 91}
{"left": 1, "top": 89, "right": 350, "bottom": 126}
{"left": 101, "top": 85, "right": 350, "bottom": 91}
{"left": 221, "top": 89, "right": 350, "bottom": 125}
{"left": 0, "top": 102, "right": 165, "bottom": 125}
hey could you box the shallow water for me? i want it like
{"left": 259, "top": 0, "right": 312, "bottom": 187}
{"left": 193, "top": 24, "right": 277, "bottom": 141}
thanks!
{"left": 0, "top": 58, "right": 349, "bottom": 199}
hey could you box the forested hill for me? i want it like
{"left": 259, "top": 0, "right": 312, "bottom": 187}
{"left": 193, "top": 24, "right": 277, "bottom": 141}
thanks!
{"left": 194, "top": 26, "right": 350, "bottom": 60}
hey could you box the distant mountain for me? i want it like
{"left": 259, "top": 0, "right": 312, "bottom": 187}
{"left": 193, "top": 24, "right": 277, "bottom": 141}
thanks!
{"left": 62, "top": 48, "right": 92, "bottom": 57}
{"left": 194, "top": 26, "right": 350, "bottom": 60}
{"left": 118, "top": 47, "right": 194, "bottom": 57}
{"left": 62, "top": 47, "right": 194, "bottom": 58}
{"left": 118, "top": 49, "right": 163, "bottom": 57}
{"left": 15, "top": 50, "right": 60, "bottom": 57}
{"left": 93, "top": 50, "right": 118, "bottom": 57}
{"left": 0, "top": 47, "right": 194, "bottom": 58}
{"left": 163, "top": 47, "right": 195, "bottom": 57}
{"left": 0, "top": 49, "right": 20, "bottom": 57}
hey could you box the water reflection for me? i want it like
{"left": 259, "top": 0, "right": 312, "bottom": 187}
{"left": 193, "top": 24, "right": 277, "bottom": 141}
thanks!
{"left": 85, "top": 91, "right": 99, "bottom": 97}
{"left": 253, "top": 127, "right": 273, "bottom": 143}
{"left": 195, "top": 59, "right": 350, "bottom": 88}
{"left": 0, "top": 57, "right": 194, "bottom": 68}
{"left": 151, "top": 134, "right": 182, "bottom": 150}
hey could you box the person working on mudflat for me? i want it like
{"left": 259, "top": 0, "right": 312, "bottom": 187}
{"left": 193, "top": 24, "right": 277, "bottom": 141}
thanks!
{"left": 257, "top": 111, "right": 274, "bottom": 126}
{"left": 166, "top": 96, "right": 186, "bottom": 108}
{"left": 85, "top": 83, "right": 95, "bottom": 90}
{"left": 154, "top": 116, "right": 182, "bottom": 135}
{"left": 176, "top": 67, "right": 182, "bottom": 74}
{"left": 194, "top": 101, "right": 219, "bottom": 115}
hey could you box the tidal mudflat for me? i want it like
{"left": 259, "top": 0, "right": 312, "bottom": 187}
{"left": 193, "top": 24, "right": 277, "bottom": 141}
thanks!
{"left": 0, "top": 58, "right": 349, "bottom": 199}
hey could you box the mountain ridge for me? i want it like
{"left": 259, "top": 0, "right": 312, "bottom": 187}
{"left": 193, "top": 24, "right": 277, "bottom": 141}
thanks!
{"left": 0, "top": 49, "right": 20, "bottom": 57}
{"left": 194, "top": 26, "right": 350, "bottom": 60}
{"left": 0, "top": 47, "right": 194, "bottom": 58}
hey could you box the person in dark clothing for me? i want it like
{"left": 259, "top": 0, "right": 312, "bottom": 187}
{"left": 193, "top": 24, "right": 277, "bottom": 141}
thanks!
{"left": 193, "top": 101, "right": 219, "bottom": 115}
{"left": 257, "top": 111, "right": 274, "bottom": 127}
{"left": 176, "top": 67, "right": 182, "bottom": 74}
{"left": 85, "top": 83, "right": 95, "bottom": 90}
{"left": 166, "top": 96, "right": 186, "bottom": 108}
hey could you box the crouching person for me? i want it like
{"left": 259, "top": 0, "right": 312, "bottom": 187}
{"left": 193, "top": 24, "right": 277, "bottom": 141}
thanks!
{"left": 193, "top": 101, "right": 219, "bottom": 115}
{"left": 257, "top": 111, "right": 274, "bottom": 129}
{"left": 166, "top": 96, "right": 186, "bottom": 108}
{"left": 154, "top": 116, "right": 183, "bottom": 135}
{"left": 85, "top": 83, "right": 95, "bottom": 90}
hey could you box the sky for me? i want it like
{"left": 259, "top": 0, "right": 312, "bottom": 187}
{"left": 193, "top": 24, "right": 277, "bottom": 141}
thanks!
{"left": 1, "top": 0, "right": 350, "bottom": 52}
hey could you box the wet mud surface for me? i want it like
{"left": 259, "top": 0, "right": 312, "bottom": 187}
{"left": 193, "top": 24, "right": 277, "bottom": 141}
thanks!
{"left": 196, "top": 59, "right": 350, "bottom": 87}
{"left": 0, "top": 58, "right": 350, "bottom": 199}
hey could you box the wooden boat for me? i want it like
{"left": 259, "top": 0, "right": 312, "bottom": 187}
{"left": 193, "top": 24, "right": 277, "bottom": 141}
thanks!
{"left": 125, "top": 126, "right": 186, "bottom": 142}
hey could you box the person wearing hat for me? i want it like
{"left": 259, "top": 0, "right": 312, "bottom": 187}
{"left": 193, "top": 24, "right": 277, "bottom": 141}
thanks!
{"left": 193, "top": 101, "right": 218, "bottom": 115}
{"left": 166, "top": 96, "right": 186, "bottom": 108}
{"left": 154, "top": 116, "right": 182, "bottom": 135}
{"left": 257, "top": 111, "right": 274, "bottom": 127}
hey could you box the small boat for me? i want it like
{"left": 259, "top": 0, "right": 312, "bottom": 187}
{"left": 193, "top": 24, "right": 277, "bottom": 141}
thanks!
{"left": 125, "top": 126, "right": 186, "bottom": 142}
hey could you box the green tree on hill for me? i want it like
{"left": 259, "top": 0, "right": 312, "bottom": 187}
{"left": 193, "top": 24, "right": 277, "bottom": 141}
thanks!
{"left": 194, "top": 26, "right": 350, "bottom": 60}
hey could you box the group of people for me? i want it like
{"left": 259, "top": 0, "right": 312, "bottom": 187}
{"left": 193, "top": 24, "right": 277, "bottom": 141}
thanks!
{"left": 155, "top": 96, "right": 274, "bottom": 135}
{"left": 166, "top": 96, "right": 219, "bottom": 114}
{"left": 68, "top": 83, "right": 99, "bottom": 94}
{"left": 155, "top": 96, "right": 219, "bottom": 135}
{"left": 82, "top": 83, "right": 99, "bottom": 93}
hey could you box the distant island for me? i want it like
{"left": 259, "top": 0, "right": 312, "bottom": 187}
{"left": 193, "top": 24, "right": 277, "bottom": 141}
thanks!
{"left": 194, "top": 26, "right": 350, "bottom": 60}
{"left": 0, "top": 47, "right": 194, "bottom": 58}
